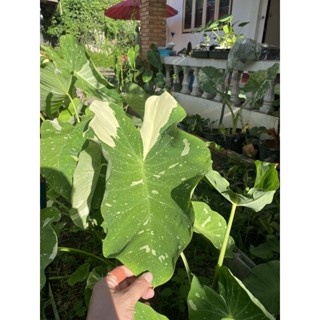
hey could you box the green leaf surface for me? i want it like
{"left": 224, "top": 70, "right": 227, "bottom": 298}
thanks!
{"left": 135, "top": 302, "right": 169, "bottom": 320}
{"left": 122, "top": 82, "right": 149, "bottom": 118}
{"left": 199, "top": 67, "right": 225, "bottom": 95}
{"left": 243, "top": 64, "right": 279, "bottom": 106}
{"left": 205, "top": 161, "right": 279, "bottom": 212}
{"left": 192, "top": 201, "right": 234, "bottom": 257}
{"left": 147, "top": 46, "right": 163, "bottom": 72}
{"left": 250, "top": 237, "right": 279, "bottom": 260}
{"left": 243, "top": 261, "right": 280, "bottom": 315}
{"left": 71, "top": 139, "right": 103, "bottom": 229}
{"left": 188, "top": 267, "right": 275, "bottom": 320}
{"left": 88, "top": 92, "right": 212, "bottom": 286}
{"left": 40, "top": 117, "right": 91, "bottom": 202}
{"left": 75, "top": 59, "right": 121, "bottom": 103}
{"left": 40, "top": 207, "right": 61, "bottom": 290}
{"left": 41, "top": 35, "right": 121, "bottom": 116}
{"left": 68, "top": 263, "right": 91, "bottom": 286}
{"left": 40, "top": 62, "right": 73, "bottom": 115}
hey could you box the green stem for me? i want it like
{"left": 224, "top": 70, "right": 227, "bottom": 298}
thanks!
{"left": 66, "top": 93, "right": 80, "bottom": 123}
{"left": 213, "top": 202, "right": 237, "bottom": 287}
{"left": 180, "top": 251, "right": 192, "bottom": 284}
{"left": 48, "top": 275, "right": 70, "bottom": 281}
{"left": 40, "top": 113, "right": 46, "bottom": 122}
{"left": 58, "top": 247, "right": 110, "bottom": 266}
{"left": 46, "top": 195, "right": 69, "bottom": 212}
{"left": 48, "top": 283, "right": 61, "bottom": 320}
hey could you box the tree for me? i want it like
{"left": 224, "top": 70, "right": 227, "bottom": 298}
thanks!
{"left": 40, "top": 0, "right": 137, "bottom": 52}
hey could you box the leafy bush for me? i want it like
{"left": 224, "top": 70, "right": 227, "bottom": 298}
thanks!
{"left": 40, "top": 35, "right": 280, "bottom": 319}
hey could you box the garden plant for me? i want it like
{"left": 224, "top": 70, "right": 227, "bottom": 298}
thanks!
{"left": 40, "top": 35, "right": 280, "bottom": 319}
{"left": 199, "top": 38, "right": 280, "bottom": 136}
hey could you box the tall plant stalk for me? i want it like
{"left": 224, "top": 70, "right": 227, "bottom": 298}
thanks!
{"left": 213, "top": 202, "right": 237, "bottom": 287}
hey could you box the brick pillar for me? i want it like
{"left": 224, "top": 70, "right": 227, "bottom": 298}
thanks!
{"left": 140, "top": 0, "right": 167, "bottom": 58}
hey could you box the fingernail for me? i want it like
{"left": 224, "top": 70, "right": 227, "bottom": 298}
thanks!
{"left": 142, "top": 272, "right": 153, "bottom": 283}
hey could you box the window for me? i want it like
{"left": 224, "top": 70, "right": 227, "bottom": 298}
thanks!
{"left": 183, "top": 0, "right": 233, "bottom": 32}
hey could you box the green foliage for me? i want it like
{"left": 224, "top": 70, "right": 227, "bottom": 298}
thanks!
{"left": 203, "top": 14, "right": 249, "bottom": 49}
{"left": 87, "top": 93, "right": 212, "bottom": 286}
{"left": 188, "top": 267, "right": 275, "bottom": 319}
{"left": 243, "top": 261, "right": 280, "bottom": 315}
{"left": 43, "top": 0, "right": 107, "bottom": 43}
{"left": 40, "top": 207, "right": 61, "bottom": 289}
{"left": 179, "top": 114, "right": 211, "bottom": 136}
{"left": 87, "top": 49, "right": 115, "bottom": 69}
{"left": 40, "top": 35, "right": 280, "bottom": 319}
{"left": 200, "top": 63, "right": 280, "bottom": 134}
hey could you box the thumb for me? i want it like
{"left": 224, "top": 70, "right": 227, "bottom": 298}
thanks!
{"left": 126, "top": 272, "right": 154, "bottom": 302}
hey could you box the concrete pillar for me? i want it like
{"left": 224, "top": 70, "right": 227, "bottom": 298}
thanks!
{"left": 140, "top": 0, "right": 167, "bottom": 58}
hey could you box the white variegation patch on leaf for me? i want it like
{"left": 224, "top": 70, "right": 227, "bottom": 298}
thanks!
{"left": 89, "top": 100, "right": 120, "bottom": 147}
{"left": 193, "top": 201, "right": 234, "bottom": 256}
{"left": 71, "top": 140, "right": 103, "bottom": 229}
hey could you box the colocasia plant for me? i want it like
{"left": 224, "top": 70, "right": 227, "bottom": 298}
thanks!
{"left": 41, "top": 35, "right": 279, "bottom": 319}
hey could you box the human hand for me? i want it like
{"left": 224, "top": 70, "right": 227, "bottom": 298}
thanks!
{"left": 86, "top": 265, "right": 154, "bottom": 320}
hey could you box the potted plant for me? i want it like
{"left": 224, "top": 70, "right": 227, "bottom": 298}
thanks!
{"left": 202, "top": 15, "right": 249, "bottom": 59}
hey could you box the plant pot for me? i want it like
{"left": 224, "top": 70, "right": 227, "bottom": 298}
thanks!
{"left": 258, "top": 140, "right": 280, "bottom": 163}
{"left": 191, "top": 50, "right": 209, "bottom": 58}
{"left": 202, "top": 131, "right": 219, "bottom": 141}
{"left": 209, "top": 49, "right": 230, "bottom": 59}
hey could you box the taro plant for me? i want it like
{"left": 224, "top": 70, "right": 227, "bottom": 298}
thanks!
{"left": 199, "top": 41, "right": 279, "bottom": 136}
{"left": 41, "top": 35, "right": 280, "bottom": 319}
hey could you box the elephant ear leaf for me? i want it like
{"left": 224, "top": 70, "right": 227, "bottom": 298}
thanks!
{"left": 205, "top": 161, "right": 279, "bottom": 212}
{"left": 88, "top": 92, "right": 212, "bottom": 287}
{"left": 188, "top": 268, "right": 275, "bottom": 320}
{"left": 40, "top": 207, "right": 61, "bottom": 290}
{"left": 40, "top": 117, "right": 91, "bottom": 202}
{"left": 192, "top": 201, "right": 234, "bottom": 257}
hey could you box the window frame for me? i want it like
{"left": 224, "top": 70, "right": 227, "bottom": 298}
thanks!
{"left": 182, "top": 0, "right": 233, "bottom": 33}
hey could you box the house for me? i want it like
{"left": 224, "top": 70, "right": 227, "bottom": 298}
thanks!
{"left": 139, "top": 0, "right": 280, "bottom": 132}
{"left": 41, "top": 0, "right": 280, "bottom": 132}
{"left": 165, "top": 0, "right": 279, "bottom": 52}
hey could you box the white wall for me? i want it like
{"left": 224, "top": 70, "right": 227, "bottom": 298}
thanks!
{"left": 166, "top": 0, "right": 269, "bottom": 52}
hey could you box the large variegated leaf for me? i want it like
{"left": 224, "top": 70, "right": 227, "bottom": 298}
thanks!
{"left": 71, "top": 139, "right": 103, "bottom": 229}
{"left": 40, "top": 117, "right": 91, "bottom": 202}
{"left": 188, "top": 267, "right": 275, "bottom": 320}
{"left": 40, "top": 207, "right": 61, "bottom": 290}
{"left": 205, "top": 161, "right": 279, "bottom": 211}
{"left": 192, "top": 201, "right": 234, "bottom": 257}
{"left": 88, "top": 92, "right": 212, "bottom": 286}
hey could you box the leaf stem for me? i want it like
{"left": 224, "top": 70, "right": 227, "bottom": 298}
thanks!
{"left": 58, "top": 247, "right": 110, "bottom": 266}
{"left": 180, "top": 251, "right": 192, "bottom": 284}
{"left": 48, "top": 283, "right": 61, "bottom": 320}
{"left": 213, "top": 202, "right": 237, "bottom": 286}
{"left": 40, "top": 112, "right": 46, "bottom": 122}
{"left": 66, "top": 93, "right": 80, "bottom": 123}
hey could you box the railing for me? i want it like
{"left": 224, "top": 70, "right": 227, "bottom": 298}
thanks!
{"left": 161, "top": 55, "right": 280, "bottom": 130}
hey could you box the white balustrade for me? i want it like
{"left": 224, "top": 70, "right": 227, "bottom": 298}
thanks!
{"left": 161, "top": 56, "right": 280, "bottom": 116}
